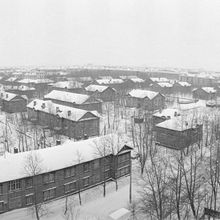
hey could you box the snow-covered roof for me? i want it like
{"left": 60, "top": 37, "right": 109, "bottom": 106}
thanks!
{"left": 3, "top": 85, "right": 35, "bottom": 91}
{"left": 157, "top": 82, "right": 173, "bottom": 88}
{"left": 153, "top": 108, "right": 180, "bottom": 118}
{"left": 44, "top": 90, "right": 91, "bottom": 104}
{"left": 128, "top": 89, "right": 159, "bottom": 100}
{"left": 85, "top": 84, "right": 108, "bottom": 93}
{"left": 96, "top": 78, "right": 124, "bottom": 85}
{"left": 129, "top": 77, "right": 144, "bottom": 83}
{"left": 0, "top": 91, "right": 27, "bottom": 101}
{"left": 51, "top": 81, "right": 83, "bottom": 89}
{"left": 201, "top": 87, "right": 216, "bottom": 93}
{"left": 0, "top": 134, "right": 130, "bottom": 183}
{"left": 18, "top": 78, "right": 53, "bottom": 84}
{"left": 27, "top": 99, "right": 100, "bottom": 121}
{"left": 150, "top": 77, "right": 169, "bottom": 83}
{"left": 178, "top": 81, "right": 191, "bottom": 87}
{"left": 156, "top": 114, "right": 203, "bottom": 131}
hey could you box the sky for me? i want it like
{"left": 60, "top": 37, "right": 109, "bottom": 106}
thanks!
{"left": 0, "top": 0, "right": 220, "bottom": 70}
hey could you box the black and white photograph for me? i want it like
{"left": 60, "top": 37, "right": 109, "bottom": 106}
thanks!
{"left": 0, "top": 0, "right": 220, "bottom": 219}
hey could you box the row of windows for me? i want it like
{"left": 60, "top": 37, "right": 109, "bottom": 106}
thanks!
{"left": 1, "top": 155, "right": 129, "bottom": 193}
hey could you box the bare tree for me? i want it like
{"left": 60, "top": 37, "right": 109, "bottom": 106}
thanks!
{"left": 138, "top": 151, "right": 174, "bottom": 220}
{"left": 62, "top": 197, "right": 80, "bottom": 220}
{"left": 131, "top": 111, "right": 154, "bottom": 174}
{"left": 24, "top": 152, "right": 48, "bottom": 220}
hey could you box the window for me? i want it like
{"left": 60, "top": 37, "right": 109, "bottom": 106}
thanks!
{"left": 83, "top": 177, "right": 89, "bottom": 187}
{"left": 43, "top": 188, "right": 56, "bottom": 201}
{"left": 25, "top": 194, "right": 34, "bottom": 205}
{"left": 92, "top": 174, "right": 100, "bottom": 183}
{"left": 118, "top": 153, "right": 130, "bottom": 163}
{"left": 64, "top": 181, "right": 76, "bottom": 193}
{"left": 25, "top": 177, "right": 33, "bottom": 189}
{"left": 9, "top": 180, "right": 21, "bottom": 191}
{"left": 117, "top": 166, "right": 130, "bottom": 178}
{"left": 43, "top": 173, "right": 55, "bottom": 184}
{"left": 83, "top": 163, "right": 89, "bottom": 173}
{"left": 0, "top": 184, "right": 3, "bottom": 195}
{"left": 93, "top": 160, "right": 99, "bottom": 170}
{"left": 104, "top": 170, "right": 111, "bottom": 179}
{"left": 64, "top": 167, "right": 75, "bottom": 178}
{"left": 0, "top": 201, "right": 4, "bottom": 212}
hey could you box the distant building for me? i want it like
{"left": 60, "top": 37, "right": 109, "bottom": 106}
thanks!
{"left": 0, "top": 92, "right": 27, "bottom": 113}
{"left": 126, "top": 89, "right": 165, "bottom": 111}
{"left": 192, "top": 87, "right": 217, "bottom": 100}
{"left": 48, "top": 81, "right": 84, "bottom": 93}
{"left": 85, "top": 85, "right": 117, "bottom": 102}
{"left": 155, "top": 116, "right": 203, "bottom": 150}
{"left": 44, "top": 90, "right": 102, "bottom": 113}
{"left": 150, "top": 82, "right": 173, "bottom": 94}
{"left": 27, "top": 99, "right": 100, "bottom": 139}
{"left": 172, "top": 81, "right": 192, "bottom": 93}
{"left": 0, "top": 135, "right": 132, "bottom": 213}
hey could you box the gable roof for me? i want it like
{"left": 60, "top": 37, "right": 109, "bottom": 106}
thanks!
{"left": 85, "top": 84, "right": 109, "bottom": 93}
{"left": 0, "top": 91, "right": 27, "bottom": 101}
{"left": 201, "top": 87, "right": 216, "bottom": 93}
{"left": 0, "top": 134, "right": 131, "bottom": 183}
{"left": 128, "top": 89, "right": 160, "bottom": 100}
{"left": 96, "top": 78, "right": 124, "bottom": 85}
{"left": 27, "top": 99, "right": 100, "bottom": 121}
{"left": 178, "top": 81, "right": 191, "bottom": 87}
{"left": 51, "top": 81, "right": 83, "bottom": 89}
{"left": 44, "top": 90, "right": 90, "bottom": 104}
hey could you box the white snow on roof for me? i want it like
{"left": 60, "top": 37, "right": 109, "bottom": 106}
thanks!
{"left": 109, "top": 208, "right": 130, "bottom": 220}
{"left": 129, "top": 77, "right": 144, "bottom": 83}
{"left": 153, "top": 108, "right": 180, "bottom": 118}
{"left": 96, "top": 79, "right": 124, "bottom": 85}
{"left": 157, "top": 82, "right": 173, "bottom": 88}
{"left": 128, "top": 89, "right": 159, "bottom": 99}
{"left": 0, "top": 134, "right": 129, "bottom": 183}
{"left": 51, "top": 81, "right": 83, "bottom": 89}
{"left": 18, "top": 79, "right": 53, "bottom": 84}
{"left": 178, "top": 81, "right": 191, "bottom": 87}
{"left": 44, "top": 90, "right": 90, "bottom": 104}
{"left": 201, "top": 87, "right": 216, "bottom": 93}
{"left": 0, "top": 91, "right": 27, "bottom": 101}
{"left": 150, "top": 77, "right": 169, "bottom": 82}
{"left": 85, "top": 84, "right": 108, "bottom": 92}
{"left": 2, "top": 85, "right": 35, "bottom": 91}
{"left": 27, "top": 99, "right": 99, "bottom": 121}
{"left": 156, "top": 114, "right": 203, "bottom": 131}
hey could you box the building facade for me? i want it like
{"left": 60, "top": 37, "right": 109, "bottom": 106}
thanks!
{"left": 27, "top": 99, "right": 100, "bottom": 139}
{"left": 0, "top": 136, "right": 132, "bottom": 213}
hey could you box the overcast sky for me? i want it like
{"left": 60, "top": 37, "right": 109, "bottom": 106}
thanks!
{"left": 0, "top": 0, "right": 220, "bottom": 70}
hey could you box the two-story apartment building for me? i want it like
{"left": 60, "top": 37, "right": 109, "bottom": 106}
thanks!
{"left": 126, "top": 89, "right": 165, "bottom": 111}
{"left": 155, "top": 115, "right": 203, "bottom": 150}
{"left": 27, "top": 99, "right": 100, "bottom": 139}
{"left": 0, "top": 135, "right": 132, "bottom": 213}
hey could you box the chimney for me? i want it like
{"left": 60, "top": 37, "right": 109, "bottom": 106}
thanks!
{"left": 6, "top": 94, "right": 8, "bottom": 99}
{"left": 68, "top": 110, "right": 71, "bottom": 116}
{"left": 33, "top": 101, "right": 37, "bottom": 106}
{"left": 56, "top": 106, "right": 59, "bottom": 113}
{"left": 41, "top": 103, "right": 45, "bottom": 109}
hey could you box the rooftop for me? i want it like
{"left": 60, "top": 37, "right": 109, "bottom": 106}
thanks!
{"left": 128, "top": 89, "right": 160, "bottom": 100}
{"left": 44, "top": 90, "right": 91, "bottom": 104}
{"left": 27, "top": 99, "right": 100, "bottom": 121}
{"left": 0, "top": 134, "right": 129, "bottom": 183}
